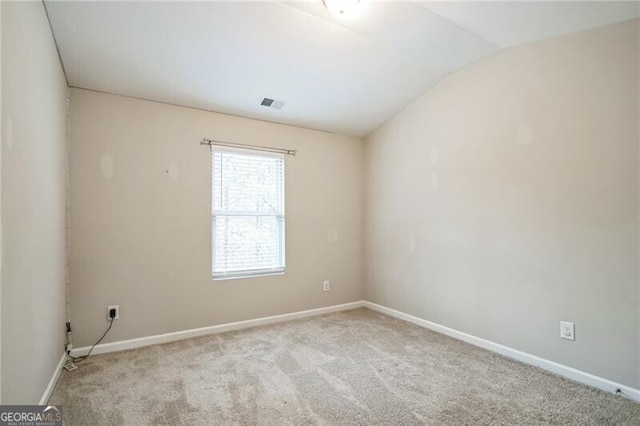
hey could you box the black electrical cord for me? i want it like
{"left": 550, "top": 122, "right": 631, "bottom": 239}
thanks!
{"left": 67, "top": 317, "right": 114, "bottom": 364}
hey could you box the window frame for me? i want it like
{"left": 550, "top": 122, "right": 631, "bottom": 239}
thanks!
{"left": 211, "top": 146, "right": 286, "bottom": 281}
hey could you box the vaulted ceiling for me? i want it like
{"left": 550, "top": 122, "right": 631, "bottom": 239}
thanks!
{"left": 45, "top": 1, "right": 639, "bottom": 137}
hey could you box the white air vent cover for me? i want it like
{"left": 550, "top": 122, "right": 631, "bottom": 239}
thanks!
{"left": 260, "top": 97, "right": 285, "bottom": 110}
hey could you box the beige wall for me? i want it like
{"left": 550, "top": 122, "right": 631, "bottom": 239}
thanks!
{"left": 637, "top": 19, "right": 640, "bottom": 389}
{"left": 69, "top": 88, "right": 364, "bottom": 347}
{"left": 1, "top": 1, "right": 68, "bottom": 403}
{"left": 365, "top": 20, "right": 639, "bottom": 388}
{"left": 0, "top": 0, "right": 3, "bottom": 404}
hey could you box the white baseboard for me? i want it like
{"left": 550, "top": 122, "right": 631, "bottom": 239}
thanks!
{"left": 64, "top": 299, "right": 640, "bottom": 404}
{"left": 70, "top": 300, "right": 365, "bottom": 358}
{"left": 39, "top": 352, "right": 66, "bottom": 405}
{"left": 364, "top": 301, "right": 640, "bottom": 403}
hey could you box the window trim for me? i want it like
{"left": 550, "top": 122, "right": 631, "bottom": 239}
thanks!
{"left": 211, "top": 146, "right": 286, "bottom": 281}
{"left": 212, "top": 268, "right": 286, "bottom": 281}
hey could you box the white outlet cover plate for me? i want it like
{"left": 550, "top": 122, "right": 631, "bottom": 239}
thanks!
{"left": 107, "top": 305, "right": 120, "bottom": 321}
{"left": 560, "top": 321, "right": 575, "bottom": 341}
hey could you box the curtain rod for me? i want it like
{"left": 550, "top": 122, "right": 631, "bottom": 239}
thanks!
{"left": 200, "top": 138, "right": 297, "bottom": 156}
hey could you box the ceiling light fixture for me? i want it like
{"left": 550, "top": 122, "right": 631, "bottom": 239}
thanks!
{"left": 323, "top": 0, "right": 362, "bottom": 18}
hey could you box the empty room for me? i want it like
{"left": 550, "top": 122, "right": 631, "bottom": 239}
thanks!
{"left": 2, "top": 0, "right": 640, "bottom": 424}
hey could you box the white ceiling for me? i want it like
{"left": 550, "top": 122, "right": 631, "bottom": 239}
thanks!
{"left": 45, "top": 1, "right": 639, "bottom": 137}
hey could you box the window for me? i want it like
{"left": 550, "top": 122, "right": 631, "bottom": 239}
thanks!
{"left": 211, "top": 147, "right": 285, "bottom": 279}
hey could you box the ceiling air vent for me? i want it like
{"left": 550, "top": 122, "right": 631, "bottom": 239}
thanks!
{"left": 260, "top": 97, "right": 285, "bottom": 110}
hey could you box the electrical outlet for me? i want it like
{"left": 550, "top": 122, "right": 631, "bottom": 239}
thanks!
{"left": 560, "top": 321, "right": 574, "bottom": 341}
{"left": 107, "top": 305, "right": 119, "bottom": 321}
{"left": 63, "top": 360, "right": 77, "bottom": 371}
{"left": 323, "top": 281, "right": 330, "bottom": 292}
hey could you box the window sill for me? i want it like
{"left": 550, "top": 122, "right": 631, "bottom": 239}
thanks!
{"left": 212, "top": 270, "right": 285, "bottom": 281}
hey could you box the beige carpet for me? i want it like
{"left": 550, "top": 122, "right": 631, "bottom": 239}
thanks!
{"left": 49, "top": 308, "right": 640, "bottom": 425}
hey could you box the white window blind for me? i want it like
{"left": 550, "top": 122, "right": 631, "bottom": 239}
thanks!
{"left": 212, "top": 147, "right": 285, "bottom": 279}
